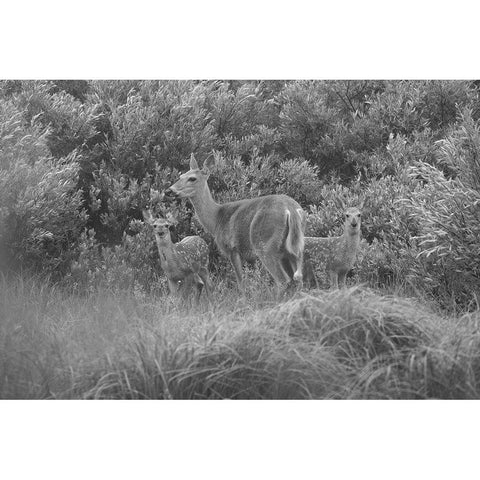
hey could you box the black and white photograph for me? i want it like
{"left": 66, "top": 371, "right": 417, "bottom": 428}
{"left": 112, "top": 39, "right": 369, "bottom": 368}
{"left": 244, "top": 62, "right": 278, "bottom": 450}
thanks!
{"left": 3, "top": 78, "right": 480, "bottom": 400}
{"left": 1, "top": 1, "right": 479, "bottom": 478}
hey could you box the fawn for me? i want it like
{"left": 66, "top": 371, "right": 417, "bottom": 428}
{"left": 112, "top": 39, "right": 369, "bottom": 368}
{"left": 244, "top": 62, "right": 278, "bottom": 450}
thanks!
{"left": 165, "top": 154, "right": 306, "bottom": 291}
{"left": 303, "top": 201, "right": 364, "bottom": 289}
{"left": 142, "top": 209, "right": 212, "bottom": 299}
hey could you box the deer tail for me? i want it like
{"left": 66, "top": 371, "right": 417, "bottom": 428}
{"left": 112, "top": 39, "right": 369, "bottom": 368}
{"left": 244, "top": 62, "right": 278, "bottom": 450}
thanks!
{"left": 285, "top": 208, "right": 305, "bottom": 281}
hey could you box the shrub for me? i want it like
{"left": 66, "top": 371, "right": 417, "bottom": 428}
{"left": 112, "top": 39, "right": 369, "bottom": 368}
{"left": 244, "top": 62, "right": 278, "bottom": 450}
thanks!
{"left": 277, "top": 81, "right": 345, "bottom": 175}
{"left": 0, "top": 155, "right": 87, "bottom": 277}
{"left": 404, "top": 162, "right": 480, "bottom": 308}
{"left": 67, "top": 225, "right": 164, "bottom": 296}
{"left": 0, "top": 96, "right": 87, "bottom": 276}
{"left": 274, "top": 158, "right": 320, "bottom": 206}
{"left": 437, "top": 108, "right": 480, "bottom": 192}
{"left": 106, "top": 81, "right": 219, "bottom": 178}
{"left": 12, "top": 81, "right": 100, "bottom": 159}
{"left": 1, "top": 79, "right": 479, "bottom": 309}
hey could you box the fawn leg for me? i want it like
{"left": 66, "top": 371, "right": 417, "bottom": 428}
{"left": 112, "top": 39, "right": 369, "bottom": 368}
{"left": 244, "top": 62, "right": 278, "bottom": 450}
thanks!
{"left": 168, "top": 278, "right": 180, "bottom": 296}
{"left": 195, "top": 281, "right": 204, "bottom": 302}
{"left": 329, "top": 271, "right": 339, "bottom": 289}
{"left": 192, "top": 273, "right": 204, "bottom": 302}
{"left": 338, "top": 271, "right": 347, "bottom": 288}
{"left": 303, "top": 258, "right": 317, "bottom": 289}
{"left": 198, "top": 267, "right": 212, "bottom": 298}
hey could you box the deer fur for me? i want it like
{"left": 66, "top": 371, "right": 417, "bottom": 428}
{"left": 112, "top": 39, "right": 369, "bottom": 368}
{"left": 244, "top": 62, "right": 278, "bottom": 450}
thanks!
{"left": 303, "top": 203, "right": 364, "bottom": 289}
{"left": 165, "top": 154, "right": 306, "bottom": 290}
{"left": 142, "top": 209, "right": 212, "bottom": 299}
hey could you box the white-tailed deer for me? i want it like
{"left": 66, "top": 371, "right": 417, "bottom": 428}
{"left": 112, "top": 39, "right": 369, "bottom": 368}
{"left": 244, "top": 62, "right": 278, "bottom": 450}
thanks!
{"left": 303, "top": 201, "right": 364, "bottom": 289}
{"left": 165, "top": 154, "right": 306, "bottom": 291}
{"left": 142, "top": 209, "right": 212, "bottom": 299}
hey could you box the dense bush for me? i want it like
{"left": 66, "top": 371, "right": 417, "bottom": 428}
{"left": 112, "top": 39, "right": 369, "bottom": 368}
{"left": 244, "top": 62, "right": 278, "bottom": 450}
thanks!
{"left": 67, "top": 225, "right": 165, "bottom": 296}
{"left": 1, "top": 80, "right": 479, "bottom": 309}
{"left": 0, "top": 93, "right": 87, "bottom": 276}
{"left": 405, "top": 163, "right": 480, "bottom": 307}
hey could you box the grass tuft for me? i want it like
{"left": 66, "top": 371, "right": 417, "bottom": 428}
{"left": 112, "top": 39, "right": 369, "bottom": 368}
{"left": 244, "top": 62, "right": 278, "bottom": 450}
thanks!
{"left": 1, "top": 277, "right": 480, "bottom": 399}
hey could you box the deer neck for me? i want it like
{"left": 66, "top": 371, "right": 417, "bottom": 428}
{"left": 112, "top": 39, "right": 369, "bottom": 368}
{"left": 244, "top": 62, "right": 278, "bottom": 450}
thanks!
{"left": 343, "top": 228, "right": 361, "bottom": 250}
{"left": 155, "top": 234, "right": 176, "bottom": 265}
{"left": 190, "top": 184, "right": 220, "bottom": 235}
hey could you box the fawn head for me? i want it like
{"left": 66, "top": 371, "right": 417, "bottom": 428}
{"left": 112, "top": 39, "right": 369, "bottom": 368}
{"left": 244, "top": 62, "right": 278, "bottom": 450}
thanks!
{"left": 166, "top": 154, "right": 215, "bottom": 199}
{"left": 344, "top": 201, "right": 364, "bottom": 235}
{"left": 142, "top": 210, "right": 176, "bottom": 239}
{"left": 345, "top": 204, "right": 363, "bottom": 235}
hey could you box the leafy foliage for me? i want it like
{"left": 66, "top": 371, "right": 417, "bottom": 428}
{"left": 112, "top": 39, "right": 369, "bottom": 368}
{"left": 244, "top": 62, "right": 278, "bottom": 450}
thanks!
{"left": 1, "top": 80, "right": 480, "bottom": 309}
{"left": 0, "top": 93, "right": 87, "bottom": 276}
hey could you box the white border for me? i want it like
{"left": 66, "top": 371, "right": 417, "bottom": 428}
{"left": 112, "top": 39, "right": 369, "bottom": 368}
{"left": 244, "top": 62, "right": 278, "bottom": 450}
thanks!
{"left": 1, "top": 2, "right": 478, "bottom": 478}
{"left": 1, "top": 400, "right": 477, "bottom": 479}
{"left": 1, "top": 1, "right": 479, "bottom": 79}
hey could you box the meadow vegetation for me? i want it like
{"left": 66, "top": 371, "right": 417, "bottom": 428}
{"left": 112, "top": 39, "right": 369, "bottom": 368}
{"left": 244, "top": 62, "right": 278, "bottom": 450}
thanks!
{"left": 2, "top": 276, "right": 480, "bottom": 399}
{"left": 1, "top": 80, "right": 479, "bottom": 398}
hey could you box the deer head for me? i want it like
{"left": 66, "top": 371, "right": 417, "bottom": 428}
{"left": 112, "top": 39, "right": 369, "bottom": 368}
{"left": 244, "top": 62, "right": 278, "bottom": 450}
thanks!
{"left": 165, "top": 153, "right": 215, "bottom": 199}
{"left": 344, "top": 205, "right": 363, "bottom": 235}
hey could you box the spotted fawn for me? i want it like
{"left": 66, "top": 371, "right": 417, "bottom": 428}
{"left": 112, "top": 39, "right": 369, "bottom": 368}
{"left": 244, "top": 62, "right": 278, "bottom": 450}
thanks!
{"left": 143, "top": 209, "right": 212, "bottom": 299}
{"left": 304, "top": 203, "right": 363, "bottom": 289}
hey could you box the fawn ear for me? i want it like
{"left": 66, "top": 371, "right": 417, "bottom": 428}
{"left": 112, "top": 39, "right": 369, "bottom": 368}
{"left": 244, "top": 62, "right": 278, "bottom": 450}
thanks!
{"left": 166, "top": 212, "right": 178, "bottom": 226}
{"left": 202, "top": 155, "right": 215, "bottom": 175}
{"left": 142, "top": 209, "right": 153, "bottom": 223}
{"left": 335, "top": 196, "right": 346, "bottom": 211}
{"left": 151, "top": 189, "right": 165, "bottom": 204}
{"left": 189, "top": 153, "right": 199, "bottom": 170}
{"left": 358, "top": 195, "right": 365, "bottom": 210}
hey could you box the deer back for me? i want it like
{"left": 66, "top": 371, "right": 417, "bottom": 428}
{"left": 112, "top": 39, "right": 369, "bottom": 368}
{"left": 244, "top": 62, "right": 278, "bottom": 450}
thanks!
{"left": 213, "top": 194, "right": 303, "bottom": 261}
{"left": 174, "top": 235, "right": 210, "bottom": 271}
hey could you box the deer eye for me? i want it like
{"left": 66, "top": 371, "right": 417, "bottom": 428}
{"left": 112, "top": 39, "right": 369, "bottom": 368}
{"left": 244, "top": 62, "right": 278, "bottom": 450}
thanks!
{"left": 188, "top": 177, "right": 197, "bottom": 183}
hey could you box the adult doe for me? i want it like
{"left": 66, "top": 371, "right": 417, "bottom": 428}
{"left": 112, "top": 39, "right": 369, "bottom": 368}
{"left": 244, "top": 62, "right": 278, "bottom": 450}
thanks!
{"left": 165, "top": 154, "right": 306, "bottom": 290}
{"left": 142, "top": 210, "right": 212, "bottom": 299}
{"left": 303, "top": 201, "right": 364, "bottom": 289}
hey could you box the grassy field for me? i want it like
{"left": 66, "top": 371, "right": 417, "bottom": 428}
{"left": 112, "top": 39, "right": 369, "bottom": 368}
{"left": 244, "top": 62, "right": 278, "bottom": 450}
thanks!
{"left": 2, "top": 275, "right": 479, "bottom": 400}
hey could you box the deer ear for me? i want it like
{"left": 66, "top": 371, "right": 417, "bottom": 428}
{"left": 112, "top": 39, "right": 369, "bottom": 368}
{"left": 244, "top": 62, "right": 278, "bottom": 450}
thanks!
{"left": 189, "top": 153, "right": 199, "bottom": 170}
{"left": 166, "top": 212, "right": 178, "bottom": 226}
{"left": 142, "top": 209, "right": 153, "bottom": 223}
{"left": 151, "top": 189, "right": 164, "bottom": 204}
{"left": 202, "top": 155, "right": 216, "bottom": 175}
{"left": 335, "top": 196, "right": 346, "bottom": 211}
{"left": 358, "top": 196, "right": 365, "bottom": 210}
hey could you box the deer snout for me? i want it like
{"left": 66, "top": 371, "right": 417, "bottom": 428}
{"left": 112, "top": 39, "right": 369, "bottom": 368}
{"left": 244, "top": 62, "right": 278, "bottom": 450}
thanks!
{"left": 154, "top": 226, "right": 169, "bottom": 237}
{"left": 163, "top": 187, "right": 178, "bottom": 199}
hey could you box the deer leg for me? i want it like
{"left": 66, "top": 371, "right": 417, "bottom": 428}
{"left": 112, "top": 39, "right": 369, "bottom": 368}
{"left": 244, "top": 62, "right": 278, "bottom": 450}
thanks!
{"left": 338, "top": 271, "right": 347, "bottom": 289}
{"left": 281, "top": 255, "right": 294, "bottom": 281}
{"left": 192, "top": 273, "right": 204, "bottom": 301}
{"left": 177, "top": 274, "right": 201, "bottom": 303}
{"left": 229, "top": 251, "right": 244, "bottom": 289}
{"left": 329, "top": 271, "right": 339, "bottom": 290}
{"left": 178, "top": 278, "right": 190, "bottom": 300}
{"left": 282, "top": 251, "right": 303, "bottom": 288}
{"left": 168, "top": 278, "right": 180, "bottom": 296}
{"left": 303, "top": 258, "right": 318, "bottom": 289}
{"left": 260, "top": 254, "right": 291, "bottom": 291}
{"left": 292, "top": 250, "right": 304, "bottom": 284}
{"left": 195, "top": 278, "right": 204, "bottom": 302}
{"left": 198, "top": 267, "right": 212, "bottom": 298}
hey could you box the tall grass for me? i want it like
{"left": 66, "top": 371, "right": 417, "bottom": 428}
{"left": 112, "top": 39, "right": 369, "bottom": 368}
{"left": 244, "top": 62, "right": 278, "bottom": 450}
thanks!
{"left": 1, "top": 276, "right": 479, "bottom": 399}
